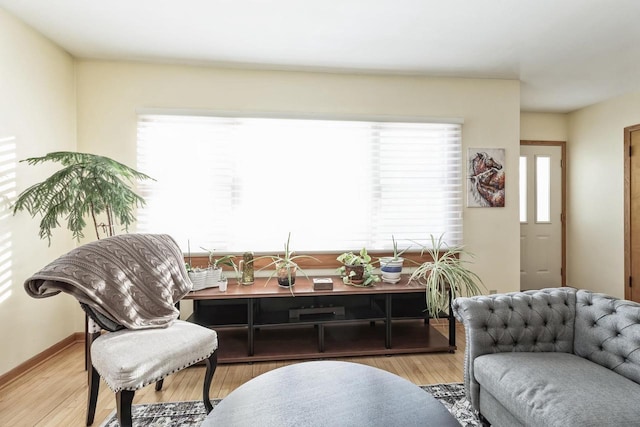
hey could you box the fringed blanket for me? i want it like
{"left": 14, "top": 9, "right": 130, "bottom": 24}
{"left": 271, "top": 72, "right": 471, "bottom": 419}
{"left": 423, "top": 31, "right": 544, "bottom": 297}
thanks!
{"left": 24, "top": 234, "right": 192, "bottom": 330}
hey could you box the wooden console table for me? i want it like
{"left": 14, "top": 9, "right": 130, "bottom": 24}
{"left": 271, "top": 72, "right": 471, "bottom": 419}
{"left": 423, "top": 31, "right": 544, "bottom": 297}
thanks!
{"left": 183, "top": 275, "right": 456, "bottom": 363}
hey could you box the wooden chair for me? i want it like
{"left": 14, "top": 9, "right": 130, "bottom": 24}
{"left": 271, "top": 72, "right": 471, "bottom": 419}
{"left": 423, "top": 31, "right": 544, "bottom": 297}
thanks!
{"left": 85, "top": 312, "right": 218, "bottom": 426}
{"left": 23, "top": 233, "right": 219, "bottom": 427}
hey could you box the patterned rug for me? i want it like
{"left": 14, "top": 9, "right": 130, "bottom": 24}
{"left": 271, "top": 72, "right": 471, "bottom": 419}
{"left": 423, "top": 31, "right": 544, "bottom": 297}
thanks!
{"left": 101, "top": 382, "right": 480, "bottom": 427}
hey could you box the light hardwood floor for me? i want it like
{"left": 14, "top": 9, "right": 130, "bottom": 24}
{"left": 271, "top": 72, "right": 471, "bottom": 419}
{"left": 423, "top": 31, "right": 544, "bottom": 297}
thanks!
{"left": 0, "top": 323, "right": 466, "bottom": 426}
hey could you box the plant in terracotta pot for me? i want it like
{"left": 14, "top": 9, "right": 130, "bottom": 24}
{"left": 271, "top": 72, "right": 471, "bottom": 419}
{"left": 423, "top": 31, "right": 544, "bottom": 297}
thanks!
{"left": 337, "top": 247, "right": 380, "bottom": 287}
{"left": 255, "top": 233, "right": 319, "bottom": 290}
{"left": 409, "top": 234, "right": 484, "bottom": 318}
{"left": 379, "top": 235, "right": 411, "bottom": 284}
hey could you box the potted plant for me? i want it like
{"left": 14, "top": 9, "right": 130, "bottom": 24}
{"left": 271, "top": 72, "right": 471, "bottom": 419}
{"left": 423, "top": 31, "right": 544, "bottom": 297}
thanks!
{"left": 184, "top": 242, "right": 208, "bottom": 290}
{"left": 12, "top": 151, "right": 155, "bottom": 371}
{"left": 185, "top": 263, "right": 208, "bottom": 290}
{"left": 337, "top": 247, "right": 380, "bottom": 287}
{"left": 12, "top": 151, "right": 153, "bottom": 243}
{"left": 409, "top": 234, "right": 484, "bottom": 318}
{"left": 255, "top": 233, "right": 319, "bottom": 290}
{"left": 379, "top": 235, "right": 410, "bottom": 284}
{"left": 200, "top": 247, "right": 236, "bottom": 288}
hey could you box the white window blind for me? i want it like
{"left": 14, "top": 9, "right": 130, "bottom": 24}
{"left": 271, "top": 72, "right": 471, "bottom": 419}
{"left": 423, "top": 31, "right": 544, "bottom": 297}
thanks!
{"left": 136, "top": 114, "right": 462, "bottom": 253}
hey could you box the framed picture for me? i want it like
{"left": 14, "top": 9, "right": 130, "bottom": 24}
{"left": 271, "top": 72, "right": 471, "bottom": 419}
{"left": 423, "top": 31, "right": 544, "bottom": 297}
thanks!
{"left": 467, "top": 148, "right": 505, "bottom": 207}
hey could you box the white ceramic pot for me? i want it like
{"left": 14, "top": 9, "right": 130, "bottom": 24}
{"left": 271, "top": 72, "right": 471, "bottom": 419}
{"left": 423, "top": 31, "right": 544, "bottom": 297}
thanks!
{"left": 380, "top": 257, "right": 404, "bottom": 284}
{"left": 188, "top": 269, "right": 208, "bottom": 291}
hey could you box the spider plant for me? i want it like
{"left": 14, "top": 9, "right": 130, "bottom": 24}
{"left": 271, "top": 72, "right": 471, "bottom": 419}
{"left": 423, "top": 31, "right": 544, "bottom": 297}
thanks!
{"left": 200, "top": 247, "right": 236, "bottom": 269}
{"left": 390, "top": 235, "right": 410, "bottom": 260}
{"left": 409, "top": 234, "right": 484, "bottom": 318}
{"left": 200, "top": 247, "right": 239, "bottom": 286}
{"left": 255, "top": 233, "right": 319, "bottom": 291}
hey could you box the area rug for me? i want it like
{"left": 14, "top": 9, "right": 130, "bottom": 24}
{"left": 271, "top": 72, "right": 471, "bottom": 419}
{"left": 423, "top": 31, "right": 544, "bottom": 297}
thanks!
{"left": 101, "top": 382, "right": 480, "bottom": 427}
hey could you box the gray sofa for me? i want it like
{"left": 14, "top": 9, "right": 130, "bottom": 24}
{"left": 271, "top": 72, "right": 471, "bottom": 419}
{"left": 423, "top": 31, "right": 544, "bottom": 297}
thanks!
{"left": 452, "top": 287, "right": 640, "bottom": 427}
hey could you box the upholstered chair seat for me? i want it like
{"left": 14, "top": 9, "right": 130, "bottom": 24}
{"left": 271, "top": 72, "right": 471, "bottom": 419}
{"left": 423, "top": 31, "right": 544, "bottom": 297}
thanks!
{"left": 91, "top": 320, "right": 218, "bottom": 392}
{"left": 85, "top": 318, "right": 218, "bottom": 426}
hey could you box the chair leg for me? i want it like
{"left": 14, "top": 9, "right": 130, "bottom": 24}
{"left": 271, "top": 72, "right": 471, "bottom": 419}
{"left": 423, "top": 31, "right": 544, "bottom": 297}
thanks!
{"left": 86, "top": 331, "right": 100, "bottom": 384}
{"left": 116, "top": 390, "right": 135, "bottom": 427}
{"left": 84, "top": 314, "right": 88, "bottom": 371}
{"left": 203, "top": 352, "right": 218, "bottom": 413}
{"left": 86, "top": 365, "right": 100, "bottom": 426}
{"left": 155, "top": 379, "right": 164, "bottom": 391}
{"left": 479, "top": 413, "right": 491, "bottom": 427}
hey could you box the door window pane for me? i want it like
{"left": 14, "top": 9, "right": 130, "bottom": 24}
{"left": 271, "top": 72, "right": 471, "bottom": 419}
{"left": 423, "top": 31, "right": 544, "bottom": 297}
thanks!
{"left": 519, "top": 156, "right": 527, "bottom": 223}
{"left": 536, "top": 156, "right": 551, "bottom": 222}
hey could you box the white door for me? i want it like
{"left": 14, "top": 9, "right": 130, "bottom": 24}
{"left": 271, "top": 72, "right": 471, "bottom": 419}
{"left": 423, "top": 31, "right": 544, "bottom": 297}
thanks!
{"left": 520, "top": 144, "right": 563, "bottom": 291}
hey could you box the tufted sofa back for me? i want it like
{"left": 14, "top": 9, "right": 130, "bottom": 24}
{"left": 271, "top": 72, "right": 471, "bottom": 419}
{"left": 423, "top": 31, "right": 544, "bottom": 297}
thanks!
{"left": 574, "top": 290, "right": 640, "bottom": 385}
{"left": 452, "top": 287, "right": 577, "bottom": 408}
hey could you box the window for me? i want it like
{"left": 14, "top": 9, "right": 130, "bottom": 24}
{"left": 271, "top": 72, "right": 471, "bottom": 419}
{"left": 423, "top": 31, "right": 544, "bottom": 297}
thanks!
{"left": 536, "top": 155, "right": 551, "bottom": 223}
{"left": 136, "top": 114, "right": 462, "bottom": 253}
{"left": 519, "top": 155, "right": 527, "bottom": 223}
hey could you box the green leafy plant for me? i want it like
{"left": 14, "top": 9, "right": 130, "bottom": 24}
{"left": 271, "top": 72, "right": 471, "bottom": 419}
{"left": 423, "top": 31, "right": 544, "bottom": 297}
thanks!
{"left": 200, "top": 247, "right": 236, "bottom": 269}
{"left": 337, "top": 247, "right": 380, "bottom": 287}
{"left": 200, "top": 247, "right": 240, "bottom": 282}
{"left": 184, "top": 263, "right": 207, "bottom": 274}
{"left": 12, "top": 151, "right": 153, "bottom": 244}
{"left": 409, "top": 234, "right": 484, "bottom": 318}
{"left": 255, "top": 233, "right": 319, "bottom": 290}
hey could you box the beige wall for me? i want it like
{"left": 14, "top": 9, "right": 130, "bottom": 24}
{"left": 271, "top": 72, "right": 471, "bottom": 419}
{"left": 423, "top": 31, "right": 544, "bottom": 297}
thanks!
{"left": 76, "top": 61, "right": 522, "bottom": 296}
{"left": 567, "top": 92, "right": 640, "bottom": 297}
{"left": 520, "top": 112, "right": 568, "bottom": 141}
{"left": 0, "top": 9, "right": 77, "bottom": 375}
{"left": 521, "top": 108, "right": 633, "bottom": 297}
{"left": 0, "top": 16, "right": 525, "bottom": 375}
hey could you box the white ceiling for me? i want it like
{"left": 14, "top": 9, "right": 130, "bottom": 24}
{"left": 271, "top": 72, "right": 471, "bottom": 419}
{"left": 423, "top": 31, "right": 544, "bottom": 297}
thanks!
{"left": 3, "top": 0, "right": 640, "bottom": 113}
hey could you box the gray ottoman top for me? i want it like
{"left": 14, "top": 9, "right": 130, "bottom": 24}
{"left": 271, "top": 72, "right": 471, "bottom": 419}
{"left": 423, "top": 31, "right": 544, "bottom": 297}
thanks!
{"left": 203, "top": 360, "right": 459, "bottom": 427}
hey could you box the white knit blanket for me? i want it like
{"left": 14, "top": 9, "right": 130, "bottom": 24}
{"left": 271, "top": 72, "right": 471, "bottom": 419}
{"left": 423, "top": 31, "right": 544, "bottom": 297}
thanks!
{"left": 24, "top": 234, "right": 192, "bottom": 330}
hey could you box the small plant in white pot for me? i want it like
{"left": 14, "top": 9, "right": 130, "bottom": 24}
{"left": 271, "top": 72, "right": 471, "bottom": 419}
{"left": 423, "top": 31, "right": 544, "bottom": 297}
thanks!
{"left": 201, "top": 247, "right": 236, "bottom": 288}
{"left": 409, "top": 234, "right": 484, "bottom": 318}
{"left": 185, "top": 263, "right": 208, "bottom": 291}
{"left": 379, "top": 235, "right": 410, "bottom": 284}
{"left": 337, "top": 247, "right": 380, "bottom": 287}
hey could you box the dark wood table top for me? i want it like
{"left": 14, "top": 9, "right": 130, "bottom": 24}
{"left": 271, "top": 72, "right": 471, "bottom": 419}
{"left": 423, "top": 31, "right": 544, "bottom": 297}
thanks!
{"left": 202, "top": 360, "right": 460, "bottom": 427}
{"left": 184, "top": 275, "right": 426, "bottom": 300}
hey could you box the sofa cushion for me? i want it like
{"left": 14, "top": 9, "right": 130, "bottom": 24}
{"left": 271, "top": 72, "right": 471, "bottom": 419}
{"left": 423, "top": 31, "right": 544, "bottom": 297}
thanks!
{"left": 474, "top": 352, "right": 640, "bottom": 426}
{"left": 478, "top": 388, "right": 524, "bottom": 427}
{"left": 452, "top": 287, "right": 576, "bottom": 409}
{"left": 575, "top": 290, "right": 640, "bottom": 385}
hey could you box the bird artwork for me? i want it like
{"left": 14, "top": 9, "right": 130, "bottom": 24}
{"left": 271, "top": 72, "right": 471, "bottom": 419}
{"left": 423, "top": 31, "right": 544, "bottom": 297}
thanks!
{"left": 468, "top": 149, "right": 505, "bottom": 207}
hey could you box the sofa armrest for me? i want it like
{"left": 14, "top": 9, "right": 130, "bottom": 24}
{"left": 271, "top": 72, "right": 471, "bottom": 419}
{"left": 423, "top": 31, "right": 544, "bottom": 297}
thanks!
{"left": 451, "top": 287, "right": 577, "bottom": 410}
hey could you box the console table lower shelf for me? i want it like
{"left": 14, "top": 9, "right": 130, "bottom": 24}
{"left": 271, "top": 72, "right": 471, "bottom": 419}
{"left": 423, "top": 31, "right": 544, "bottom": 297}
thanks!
{"left": 183, "top": 276, "right": 456, "bottom": 363}
{"left": 206, "top": 321, "right": 452, "bottom": 363}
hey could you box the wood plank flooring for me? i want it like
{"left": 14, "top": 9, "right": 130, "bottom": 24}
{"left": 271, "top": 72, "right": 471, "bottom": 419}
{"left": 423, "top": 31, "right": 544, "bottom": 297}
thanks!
{"left": 0, "top": 323, "right": 466, "bottom": 427}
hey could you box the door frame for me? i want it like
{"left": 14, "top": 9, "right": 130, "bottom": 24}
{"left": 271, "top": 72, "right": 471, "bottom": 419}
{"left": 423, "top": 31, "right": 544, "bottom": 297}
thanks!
{"left": 623, "top": 124, "right": 640, "bottom": 300}
{"left": 520, "top": 140, "right": 567, "bottom": 286}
